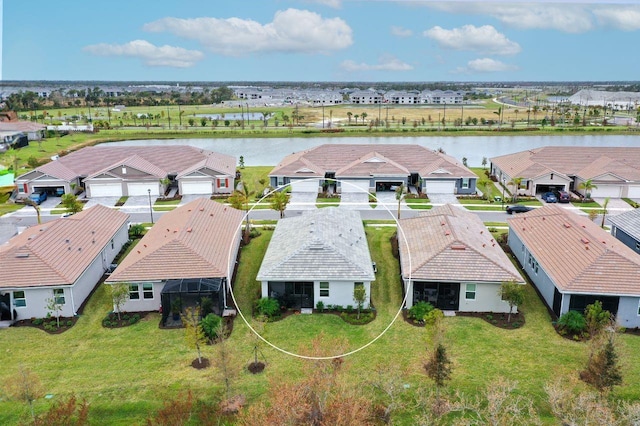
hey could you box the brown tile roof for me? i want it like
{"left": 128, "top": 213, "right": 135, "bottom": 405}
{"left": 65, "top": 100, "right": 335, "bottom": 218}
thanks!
{"left": 270, "top": 144, "right": 475, "bottom": 178}
{"left": 508, "top": 205, "right": 640, "bottom": 296}
{"left": 19, "top": 145, "right": 235, "bottom": 182}
{"left": 399, "top": 205, "right": 523, "bottom": 283}
{"left": 0, "top": 121, "right": 46, "bottom": 132}
{"left": 491, "top": 146, "right": 640, "bottom": 181}
{"left": 0, "top": 205, "right": 129, "bottom": 288}
{"left": 107, "top": 198, "right": 243, "bottom": 282}
{"left": 85, "top": 155, "right": 166, "bottom": 179}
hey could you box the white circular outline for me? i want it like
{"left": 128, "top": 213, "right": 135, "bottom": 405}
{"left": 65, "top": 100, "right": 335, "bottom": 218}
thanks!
{"left": 227, "top": 177, "right": 413, "bottom": 360}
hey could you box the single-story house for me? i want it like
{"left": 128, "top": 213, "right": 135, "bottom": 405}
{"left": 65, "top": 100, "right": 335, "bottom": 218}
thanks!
{"left": 0, "top": 121, "right": 46, "bottom": 141}
{"left": 609, "top": 208, "right": 640, "bottom": 256}
{"left": 399, "top": 204, "right": 524, "bottom": 311}
{"left": 257, "top": 207, "right": 375, "bottom": 310}
{"left": 508, "top": 205, "right": 640, "bottom": 327}
{"left": 0, "top": 205, "right": 129, "bottom": 323}
{"left": 105, "top": 198, "right": 244, "bottom": 325}
{"left": 270, "top": 144, "right": 476, "bottom": 196}
{"left": 491, "top": 146, "right": 640, "bottom": 198}
{"left": 14, "top": 145, "right": 236, "bottom": 199}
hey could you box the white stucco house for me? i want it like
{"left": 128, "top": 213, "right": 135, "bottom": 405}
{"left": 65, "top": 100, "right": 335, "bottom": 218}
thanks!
{"left": 399, "top": 204, "right": 524, "bottom": 312}
{"left": 106, "top": 198, "right": 243, "bottom": 325}
{"left": 0, "top": 205, "right": 129, "bottom": 324}
{"left": 257, "top": 208, "right": 375, "bottom": 310}
{"left": 508, "top": 205, "right": 640, "bottom": 327}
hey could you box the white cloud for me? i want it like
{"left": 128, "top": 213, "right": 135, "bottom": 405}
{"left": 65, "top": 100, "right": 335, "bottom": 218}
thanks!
{"left": 143, "top": 9, "right": 353, "bottom": 56}
{"left": 593, "top": 6, "right": 640, "bottom": 31}
{"left": 83, "top": 40, "right": 204, "bottom": 68}
{"left": 303, "top": 0, "right": 342, "bottom": 8}
{"left": 391, "top": 26, "right": 413, "bottom": 37}
{"left": 465, "top": 58, "right": 518, "bottom": 73}
{"left": 340, "top": 55, "right": 413, "bottom": 72}
{"left": 421, "top": 3, "right": 594, "bottom": 33}
{"left": 424, "top": 25, "right": 520, "bottom": 55}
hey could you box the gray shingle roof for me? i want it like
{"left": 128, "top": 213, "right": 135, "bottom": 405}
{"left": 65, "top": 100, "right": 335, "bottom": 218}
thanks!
{"left": 257, "top": 208, "right": 375, "bottom": 282}
{"left": 609, "top": 209, "right": 640, "bottom": 242}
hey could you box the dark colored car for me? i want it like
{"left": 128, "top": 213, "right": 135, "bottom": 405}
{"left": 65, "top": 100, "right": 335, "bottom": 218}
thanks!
{"left": 556, "top": 191, "right": 571, "bottom": 203}
{"left": 28, "top": 191, "right": 47, "bottom": 205}
{"left": 506, "top": 205, "right": 533, "bottom": 214}
{"left": 541, "top": 192, "right": 557, "bottom": 203}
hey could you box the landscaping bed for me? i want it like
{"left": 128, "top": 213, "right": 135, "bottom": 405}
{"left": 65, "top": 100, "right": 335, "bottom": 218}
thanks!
{"left": 456, "top": 311, "right": 525, "bottom": 330}
{"left": 102, "top": 311, "right": 150, "bottom": 328}
{"left": 13, "top": 316, "right": 79, "bottom": 334}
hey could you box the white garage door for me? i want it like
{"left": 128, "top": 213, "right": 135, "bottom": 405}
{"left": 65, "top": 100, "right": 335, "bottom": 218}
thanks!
{"left": 90, "top": 183, "right": 122, "bottom": 197}
{"left": 627, "top": 185, "right": 640, "bottom": 198}
{"left": 424, "top": 180, "right": 456, "bottom": 194}
{"left": 591, "top": 185, "right": 621, "bottom": 198}
{"left": 341, "top": 179, "right": 370, "bottom": 193}
{"left": 182, "top": 181, "right": 213, "bottom": 195}
{"left": 128, "top": 183, "right": 159, "bottom": 196}
{"left": 290, "top": 178, "right": 319, "bottom": 192}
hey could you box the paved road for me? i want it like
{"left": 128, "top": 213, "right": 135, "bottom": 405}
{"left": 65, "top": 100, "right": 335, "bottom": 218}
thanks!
{"left": 0, "top": 198, "right": 622, "bottom": 245}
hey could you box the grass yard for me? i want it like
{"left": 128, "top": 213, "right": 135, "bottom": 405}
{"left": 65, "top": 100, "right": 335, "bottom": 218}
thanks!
{"left": 236, "top": 166, "right": 272, "bottom": 199}
{"left": 2, "top": 227, "right": 640, "bottom": 424}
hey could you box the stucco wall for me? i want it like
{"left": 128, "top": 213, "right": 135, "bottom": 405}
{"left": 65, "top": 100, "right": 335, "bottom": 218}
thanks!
{"left": 314, "top": 280, "right": 371, "bottom": 309}
{"left": 458, "top": 282, "right": 512, "bottom": 313}
{"left": 119, "top": 281, "right": 163, "bottom": 313}
{"left": 617, "top": 296, "right": 640, "bottom": 328}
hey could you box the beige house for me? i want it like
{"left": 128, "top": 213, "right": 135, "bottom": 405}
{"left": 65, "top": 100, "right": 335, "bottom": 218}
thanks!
{"left": 399, "top": 204, "right": 524, "bottom": 311}
{"left": 0, "top": 205, "right": 129, "bottom": 324}
{"left": 106, "top": 198, "right": 243, "bottom": 325}
{"left": 491, "top": 146, "right": 640, "bottom": 199}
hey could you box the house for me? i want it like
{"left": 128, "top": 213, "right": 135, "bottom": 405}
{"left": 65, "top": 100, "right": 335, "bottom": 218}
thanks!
{"left": 0, "top": 205, "right": 129, "bottom": 324}
{"left": 257, "top": 208, "right": 375, "bottom": 310}
{"left": 490, "top": 147, "right": 640, "bottom": 199}
{"left": 14, "top": 145, "right": 236, "bottom": 199}
{"left": 508, "top": 205, "right": 640, "bottom": 327}
{"left": 270, "top": 144, "right": 476, "bottom": 196}
{"left": 399, "top": 204, "right": 524, "bottom": 311}
{"left": 0, "top": 121, "right": 46, "bottom": 141}
{"left": 105, "top": 198, "right": 243, "bottom": 325}
{"left": 609, "top": 208, "right": 640, "bottom": 256}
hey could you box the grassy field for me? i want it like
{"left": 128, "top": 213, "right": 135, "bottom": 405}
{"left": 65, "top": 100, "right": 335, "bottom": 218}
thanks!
{"left": 2, "top": 226, "right": 640, "bottom": 424}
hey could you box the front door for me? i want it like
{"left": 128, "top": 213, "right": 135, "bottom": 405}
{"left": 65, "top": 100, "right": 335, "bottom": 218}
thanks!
{"left": 0, "top": 293, "right": 12, "bottom": 321}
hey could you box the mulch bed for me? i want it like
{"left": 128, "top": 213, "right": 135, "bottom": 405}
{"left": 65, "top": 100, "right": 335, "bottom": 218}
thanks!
{"left": 403, "top": 310, "right": 525, "bottom": 330}
{"left": 257, "top": 309, "right": 376, "bottom": 325}
{"left": 248, "top": 362, "right": 265, "bottom": 374}
{"left": 191, "top": 357, "right": 210, "bottom": 369}
{"left": 12, "top": 316, "right": 79, "bottom": 334}
{"left": 102, "top": 311, "right": 151, "bottom": 328}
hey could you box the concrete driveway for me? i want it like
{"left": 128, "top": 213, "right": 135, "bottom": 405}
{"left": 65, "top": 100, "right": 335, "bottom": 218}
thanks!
{"left": 84, "top": 197, "right": 120, "bottom": 209}
{"left": 288, "top": 191, "right": 317, "bottom": 210}
{"left": 339, "top": 192, "right": 369, "bottom": 209}
{"left": 593, "top": 198, "right": 634, "bottom": 215}
{"left": 428, "top": 193, "right": 459, "bottom": 205}
{"left": 179, "top": 194, "right": 208, "bottom": 205}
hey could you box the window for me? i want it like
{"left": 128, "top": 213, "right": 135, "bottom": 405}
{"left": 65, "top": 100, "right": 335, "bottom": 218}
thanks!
{"left": 218, "top": 178, "right": 227, "bottom": 188}
{"left": 142, "top": 283, "right": 154, "bottom": 299}
{"left": 53, "top": 288, "right": 65, "bottom": 305}
{"left": 111, "top": 239, "right": 114, "bottom": 250}
{"left": 637, "top": 300, "right": 640, "bottom": 316}
{"left": 129, "top": 284, "right": 140, "bottom": 300}
{"left": 320, "top": 282, "right": 329, "bottom": 297}
{"left": 462, "top": 178, "right": 469, "bottom": 189}
{"left": 13, "top": 291, "right": 26, "bottom": 307}
{"left": 465, "top": 284, "right": 476, "bottom": 300}
{"left": 277, "top": 178, "right": 284, "bottom": 186}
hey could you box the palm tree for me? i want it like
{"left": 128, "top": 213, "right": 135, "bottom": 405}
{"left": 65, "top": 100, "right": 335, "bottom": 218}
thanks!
{"left": 600, "top": 197, "right": 610, "bottom": 228}
{"left": 395, "top": 183, "right": 405, "bottom": 219}
{"left": 508, "top": 177, "right": 523, "bottom": 202}
{"left": 361, "top": 112, "right": 368, "bottom": 124}
{"left": 270, "top": 191, "right": 290, "bottom": 218}
{"left": 229, "top": 181, "right": 252, "bottom": 241}
{"left": 579, "top": 179, "right": 598, "bottom": 201}
{"left": 347, "top": 111, "right": 352, "bottom": 124}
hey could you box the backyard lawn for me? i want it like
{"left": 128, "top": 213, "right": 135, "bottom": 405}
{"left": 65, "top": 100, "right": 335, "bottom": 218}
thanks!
{"left": 1, "top": 227, "right": 640, "bottom": 425}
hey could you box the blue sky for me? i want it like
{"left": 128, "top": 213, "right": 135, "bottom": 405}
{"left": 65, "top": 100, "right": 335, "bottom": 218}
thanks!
{"left": 3, "top": 0, "right": 640, "bottom": 82}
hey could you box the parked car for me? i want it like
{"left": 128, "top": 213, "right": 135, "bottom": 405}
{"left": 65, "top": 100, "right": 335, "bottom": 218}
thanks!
{"left": 542, "top": 192, "right": 557, "bottom": 203}
{"left": 28, "top": 191, "right": 47, "bottom": 205}
{"left": 506, "top": 204, "right": 533, "bottom": 214}
{"left": 556, "top": 191, "right": 571, "bottom": 203}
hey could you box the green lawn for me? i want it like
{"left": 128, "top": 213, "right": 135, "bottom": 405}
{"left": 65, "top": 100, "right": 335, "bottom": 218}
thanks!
{"left": 2, "top": 227, "right": 640, "bottom": 424}
{"left": 237, "top": 166, "right": 272, "bottom": 199}
{"left": 572, "top": 200, "right": 601, "bottom": 208}
{"left": 316, "top": 197, "right": 340, "bottom": 208}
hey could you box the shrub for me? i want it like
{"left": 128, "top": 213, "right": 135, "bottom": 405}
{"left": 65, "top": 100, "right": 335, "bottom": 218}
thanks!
{"left": 32, "top": 318, "right": 44, "bottom": 326}
{"left": 132, "top": 314, "right": 140, "bottom": 321}
{"left": 316, "top": 301, "right": 324, "bottom": 312}
{"left": 129, "top": 317, "right": 138, "bottom": 325}
{"left": 346, "top": 305, "right": 354, "bottom": 313}
{"left": 558, "top": 311, "right": 587, "bottom": 335}
{"left": 584, "top": 301, "right": 611, "bottom": 336}
{"left": 424, "top": 308, "right": 444, "bottom": 325}
{"left": 201, "top": 313, "right": 222, "bottom": 340}
{"left": 103, "top": 320, "right": 112, "bottom": 328}
{"left": 123, "top": 314, "right": 130, "bottom": 321}
{"left": 255, "top": 297, "right": 280, "bottom": 318}
{"left": 408, "top": 301, "right": 434, "bottom": 321}
{"left": 66, "top": 320, "right": 73, "bottom": 327}
{"left": 200, "top": 297, "right": 214, "bottom": 317}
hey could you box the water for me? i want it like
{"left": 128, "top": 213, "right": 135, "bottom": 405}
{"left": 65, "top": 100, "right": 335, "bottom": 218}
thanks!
{"left": 194, "top": 113, "right": 268, "bottom": 121}
{"left": 105, "top": 134, "right": 640, "bottom": 167}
